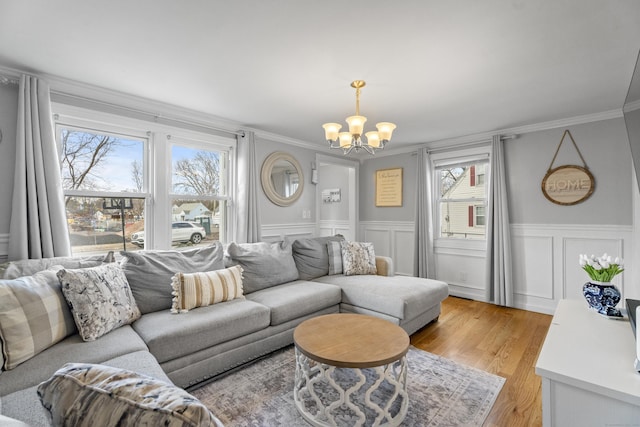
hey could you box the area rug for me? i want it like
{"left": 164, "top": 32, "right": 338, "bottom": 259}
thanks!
{"left": 191, "top": 346, "right": 505, "bottom": 427}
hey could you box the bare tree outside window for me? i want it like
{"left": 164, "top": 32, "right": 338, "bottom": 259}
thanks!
{"left": 60, "top": 129, "right": 119, "bottom": 191}
{"left": 173, "top": 151, "right": 220, "bottom": 195}
{"left": 173, "top": 150, "right": 221, "bottom": 213}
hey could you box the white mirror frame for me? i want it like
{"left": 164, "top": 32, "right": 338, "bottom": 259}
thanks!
{"left": 261, "top": 151, "right": 304, "bottom": 206}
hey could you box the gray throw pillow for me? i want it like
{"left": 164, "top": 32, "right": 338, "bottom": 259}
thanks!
{"left": 292, "top": 236, "right": 344, "bottom": 280}
{"left": 120, "top": 243, "right": 225, "bottom": 314}
{"left": 227, "top": 241, "right": 298, "bottom": 293}
{"left": 0, "top": 252, "right": 114, "bottom": 280}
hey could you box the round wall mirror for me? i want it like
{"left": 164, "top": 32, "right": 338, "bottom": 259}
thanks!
{"left": 261, "top": 151, "right": 304, "bottom": 206}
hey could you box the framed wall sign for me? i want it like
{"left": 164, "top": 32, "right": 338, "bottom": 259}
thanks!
{"left": 541, "top": 165, "right": 595, "bottom": 205}
{"left": 541, "top": 130, "right": 595, "bottom": 206}
{"left": 375, "top": 167, "right": 403, "bottom": 207}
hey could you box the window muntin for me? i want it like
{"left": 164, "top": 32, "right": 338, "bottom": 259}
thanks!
{"left": 436, "top": 160, "right": 488, "bottom": 240}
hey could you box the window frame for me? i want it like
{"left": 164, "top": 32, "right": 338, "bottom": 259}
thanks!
{"left": 431, "top": 147, "right": 490, "bottom": 243}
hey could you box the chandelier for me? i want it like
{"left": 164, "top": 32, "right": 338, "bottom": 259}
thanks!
{"left": 322, "top": 80, "right": 396, "bottom": 155}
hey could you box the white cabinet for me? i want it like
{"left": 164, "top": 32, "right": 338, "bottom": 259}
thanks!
{"left": 535, "top": 299, "right": 640, "bottom": 426}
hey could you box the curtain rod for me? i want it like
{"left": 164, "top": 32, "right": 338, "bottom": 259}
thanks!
{"left": 425, "top": 134, "right": 516, "bottom": 155}
{"left": 50, "top": 90, "right": 245, "bottom": 138}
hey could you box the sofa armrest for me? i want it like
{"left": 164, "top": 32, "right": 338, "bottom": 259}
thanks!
{"left": 375, "top": 256, "right": 395, "bottom": 277}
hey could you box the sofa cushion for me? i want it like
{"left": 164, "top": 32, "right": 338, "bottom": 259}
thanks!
{"left": 171, "top": 266, "right": 244, "bottom": 313}
{"left": 120, "top": 243, "right": 225, "bottom": 314}
{"left": 0, "top": 268, "right": 76, "bottom": 370}
{"left": 0, "top": 325, "right": 147, "bottom": 396}
{"left": 37, "top": 363, "right": 222, "bottom": 427}
{"left": 0, "top": 252, "right": 114, "bottom": 280}
{"left": 226, "top": 241, "right": 298, "bottom": 293}
{"left": 341, "top": 241, "right": 377, "bottom": 275}
{"left": 327, "top": 240, "right": 343, "bottom": 275}
{"left": 132, "top": 299, "right": 271, "bottom": 363}
{"left": 246, "top": 280, "right": 342, "bottom": 326}
{"left": 58, "top": 263, "right": 141, "bottom": 341}
{"left": 314, "top": 275, "right": 449, "bottom": 321}
{"left": 292, "top": 236, "right": 344, "bottom": 280}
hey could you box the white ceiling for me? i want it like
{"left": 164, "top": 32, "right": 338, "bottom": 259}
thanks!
{"left": 1, "top": 0, "right": 639, "bottom": 148}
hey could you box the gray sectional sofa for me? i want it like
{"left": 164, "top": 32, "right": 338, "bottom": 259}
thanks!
{"left": 0, "top": 236, "right": 448, "bottom": 426}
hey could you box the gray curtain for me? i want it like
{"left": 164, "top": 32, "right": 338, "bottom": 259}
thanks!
{"left": 235, "top": 131, "right": 261, "bottom": 243}
{"left": 485, "top": 134, "right": 513, "bottom": 306}
{"left": 414, "top": 148, "right": 436, "bottom": 278}
{"left": 8, "top": 75, "right": 71, "bottom": 260}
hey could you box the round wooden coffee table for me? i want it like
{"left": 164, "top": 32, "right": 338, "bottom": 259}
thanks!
{"left": 293, "top": 313, "right": 410, "bottom": 427}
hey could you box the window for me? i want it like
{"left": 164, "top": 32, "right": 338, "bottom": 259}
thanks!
{"left": 170, "top": 141, "right": 230, "bottom": 245}
{"left": 436, "top": 159, "right": 488, "bottom": 240}
{"left": 474, "top": 205, "right": 486, "bottom": 226}
{"left": 54, "top": 107, "right": 235, "bottom": 254}
{"left": 58, "top": 124, "right": 148, "bottom": 255}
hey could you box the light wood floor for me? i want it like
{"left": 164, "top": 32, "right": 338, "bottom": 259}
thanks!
{"left": 410, "top": 296, "right": 552, "bottom": 427}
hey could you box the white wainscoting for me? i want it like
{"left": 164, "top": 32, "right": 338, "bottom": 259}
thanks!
{"left": 318, "top": 220, "right": 354, "bottom": 241}
{"left": 260, "top": 223, "right": 316, "bottom": 243}
{"left": 359, "top": 221, "right": 635, "bottom": 315}
{"left": 359, "top": 221, "right": 415, "bottom": 276}
{"left": 0, "top": 233, "right": 7, "bottom": 262}
{"left": 511, "top": 224, "right": 633, "bottom": 314}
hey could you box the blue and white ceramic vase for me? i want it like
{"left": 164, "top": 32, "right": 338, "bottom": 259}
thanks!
{"left": 582, "top": 281, "right": 622, "bottom": 317}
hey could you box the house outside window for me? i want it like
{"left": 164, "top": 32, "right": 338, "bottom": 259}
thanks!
{"left": 435, "top": 158, "right": 489, "bottom": 240}
{"left": 54, "top": 106, "right": 234, "bottom": 255}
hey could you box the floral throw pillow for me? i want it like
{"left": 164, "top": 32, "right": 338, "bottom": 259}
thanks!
{"left": 38, "top": 363, "right": 223, "bottom": 427}
{"left": 57, "top": 264, "right": 141, "bottom": 341}
{"left": 341, "top": 241, "right": 377, "bottom": 276}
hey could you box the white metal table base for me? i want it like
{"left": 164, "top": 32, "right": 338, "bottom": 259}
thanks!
{"left": 293, "top": 348, "right": 409, "bottom": 427}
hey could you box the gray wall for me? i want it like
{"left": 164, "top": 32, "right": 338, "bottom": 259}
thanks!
{"left": 0, "top": 84, "right": 18, "bottom": 235}
{"left": 504, "top": 118, "right": 632, "bottom": 225}
{"left": 356, "top": 117, "right": 633, "bottom": 227}
{"left": 255, "top": 137, "right": 319, "bottom": 225}
{"left": 359, "top": 152, "right": 417, "bottom": 222}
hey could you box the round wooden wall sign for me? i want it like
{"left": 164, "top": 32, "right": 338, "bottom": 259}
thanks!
{"left": 541, "top": 165, "right": 595, "bottom": 206}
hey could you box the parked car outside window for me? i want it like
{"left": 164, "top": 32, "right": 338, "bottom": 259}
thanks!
{"left": 130, "top": 221, "right": 206, "bottom": 247}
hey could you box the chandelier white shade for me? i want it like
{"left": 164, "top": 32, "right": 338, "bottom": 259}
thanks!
{"left": 322, "top": 81, "right": 396, "bottom": 155}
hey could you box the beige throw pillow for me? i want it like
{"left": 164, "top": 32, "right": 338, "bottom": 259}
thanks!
{"left": 0, "top": 268, "right": 76, "bottom": 370}
{"left": 171, "top": 266, "right": 244, "bottom": 313}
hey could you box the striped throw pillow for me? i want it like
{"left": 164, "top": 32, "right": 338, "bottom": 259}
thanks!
{"left": 171, "top": 266, "right": 244, "bottom": 313}
{"left": 0, "top": 268, "right": 76, "bottom": 370}
{"left": 327, "top": 241, "right": 343, "bottom": 275}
